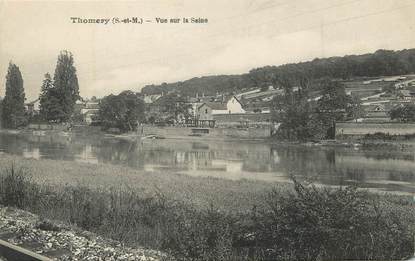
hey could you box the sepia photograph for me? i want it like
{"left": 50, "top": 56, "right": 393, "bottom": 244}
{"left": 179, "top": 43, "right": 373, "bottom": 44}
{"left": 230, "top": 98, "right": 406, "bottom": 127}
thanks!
{"left": 0, "top": 0, "right": 414, "bottom": 260}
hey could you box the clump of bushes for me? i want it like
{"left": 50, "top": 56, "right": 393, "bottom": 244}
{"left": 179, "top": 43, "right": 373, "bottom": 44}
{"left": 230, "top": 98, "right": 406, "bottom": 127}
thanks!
{"left": 0, "top": 166, "right": 413, "bottom": 261}
{"left": 0, "top": 165, "right": 32, "bottom": 208}
{"left": 245, "top": 180, "right": 414, "bottom": 260}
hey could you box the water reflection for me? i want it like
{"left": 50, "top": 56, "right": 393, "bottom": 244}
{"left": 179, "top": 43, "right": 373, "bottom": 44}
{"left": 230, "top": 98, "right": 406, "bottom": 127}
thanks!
{"left": 0, "top": 132, "right": 414, "bottom": 194}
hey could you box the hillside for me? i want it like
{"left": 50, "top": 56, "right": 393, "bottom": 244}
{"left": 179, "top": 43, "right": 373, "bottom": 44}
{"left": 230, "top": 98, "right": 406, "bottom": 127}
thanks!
{"left": 141, "top": 48, "right": 415, "bottom": 96}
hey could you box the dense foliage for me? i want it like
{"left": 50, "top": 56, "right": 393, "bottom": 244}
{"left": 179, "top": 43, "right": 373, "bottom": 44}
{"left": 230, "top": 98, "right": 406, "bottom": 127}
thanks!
{"left": 1, "top": 167, "right": 413, "bottom": 261}
{"left": 147, "top": 93, "right": 192, "bottom": 124}
{"left": 39, "top": 73, "right": 64, "bottom": 122}
{"left": 272, "top": 90, "right": 325, "bottom": 141}
{"left": 389, "top": 103, "right": 415, "bottom": 122}
{"left": 1, "top": 63, "right": 26, "bottom": 129}
{"left": 98, "top": 90, "right": 145, "bottom": 132}
{"left": 52, "top": 50, "right": 80, "bottom": 122}
{"left": 142, "top": 75, "right": 254, "bottom": 96}
{"left": 142, "top": 49, "right": 415, "bottom": 96}
{"left": 272, "top": 79, "right": 360, "bottom": 140}
{"left": 37, "top": 51, "right": 80, "bottom": 123}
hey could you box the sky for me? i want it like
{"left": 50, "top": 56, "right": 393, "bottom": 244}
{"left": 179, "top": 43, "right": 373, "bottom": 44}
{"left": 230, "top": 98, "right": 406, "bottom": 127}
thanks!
{"left": 0, "top": 0, "right": 415, "bottom": 101}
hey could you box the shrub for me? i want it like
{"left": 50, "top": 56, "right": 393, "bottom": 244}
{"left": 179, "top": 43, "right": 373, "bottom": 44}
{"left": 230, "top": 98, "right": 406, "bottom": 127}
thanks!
{"left": 0, "top": 165, "right": 31, "bottom": 208}
{"left": 250, "top": 180, "right": 415, "bottom": 260}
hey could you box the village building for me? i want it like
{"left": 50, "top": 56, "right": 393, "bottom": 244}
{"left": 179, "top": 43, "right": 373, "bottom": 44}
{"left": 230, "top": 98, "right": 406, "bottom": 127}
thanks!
{"left": 193, "top": 96, "right": 245, "bottom": 117}
{"left": 359, "top": 102, "right": 395, "bottom": 122}
{"left": 238, "top": 88, "right": 282, "bottom": 101}
{"left": 190, "top": 95, "right": 273, "bottom": 128}
{"left": 25, "top": 99, "right": 40, "bottom": 116}
{"left": 143, "top": 94, "right": 162, "bottom": 104}
{"left": 225, "top": 96, "right": 245, "bottom": 114}
{"left": 82, "top": 101, "right": 100, "bottom": 124}
{"left": 194, "top": 103, "right": 211, "bottom": 120}
{"left": 74, "top": 99, "right": 100, "bottom": 124}
{"left": 398, "top": 89, "right": 415, "bottom": 100}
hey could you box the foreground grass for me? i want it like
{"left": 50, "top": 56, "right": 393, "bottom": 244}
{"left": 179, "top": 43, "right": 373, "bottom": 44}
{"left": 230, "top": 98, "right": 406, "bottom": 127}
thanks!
{"left": 0, "top": 154, "right": 274, "bottom": 212}
{"left": 0, "top": 161, "right": 413, "bottom": 260}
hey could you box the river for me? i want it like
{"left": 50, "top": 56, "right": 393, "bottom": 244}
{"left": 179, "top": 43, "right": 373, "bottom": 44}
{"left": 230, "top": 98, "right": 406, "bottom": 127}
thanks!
{"left": 0, "top": 132, "right": 414, "bottom": 195}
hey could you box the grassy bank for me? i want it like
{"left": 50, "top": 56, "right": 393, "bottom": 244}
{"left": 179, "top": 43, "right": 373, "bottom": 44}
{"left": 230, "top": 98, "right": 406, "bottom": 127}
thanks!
{"left": 0, "top": 162, "right": 413, "bottom": 260}
{"left": 0, "top": 154, "right": 276, "bottom": 212}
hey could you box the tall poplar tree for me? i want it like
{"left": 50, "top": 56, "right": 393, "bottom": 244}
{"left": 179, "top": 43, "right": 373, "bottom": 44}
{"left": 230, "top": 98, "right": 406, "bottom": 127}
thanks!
{"left": 53, "top": 50, "right": 79, "bottom": 122}
{"left": 39, "top": 73, "right": 64, "bottom": 122}
{"left": 1, "top": 62, "right": 26, "bottom": 128}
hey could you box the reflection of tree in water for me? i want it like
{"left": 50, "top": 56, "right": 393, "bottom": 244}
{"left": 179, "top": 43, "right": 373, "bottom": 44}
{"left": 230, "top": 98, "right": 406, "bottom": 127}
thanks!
{"left": 361, "top": 143, "right": 415, "bottom": 161}
{"left": 95, "top": 139, "right": 145, "bottom": 169}
{"left": 270, "top": 146, "right": 331, "bottom": 175}
{"left": 325, "top": 149, "right": 336, "bottom": 165}
{"left": 129, "top": 140, "right": 274, "bottom": 172}
{"left": 269, "top": 146, "right": 360, "bottom": 185}
{"left": 141, "top": 143, "right": 217, "bottom": 170}
{"left": 362, "top": 151, "right": 415, "bottom": 161}
{"left": 37, "top": 135, "right": 84, "bottom": 161}
{"left": 388, "top": 170, "right": 415, "bottom": 183}
{"left": 0, "top": 133, "right": 27, "bottom": 156}
{"left": 0, "top": 133, "right": 84, "bottom": 161}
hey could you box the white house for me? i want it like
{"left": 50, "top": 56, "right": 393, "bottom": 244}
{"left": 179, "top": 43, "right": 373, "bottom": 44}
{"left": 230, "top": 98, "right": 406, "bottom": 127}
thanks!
{"left": 198, "top": 96, "right": 246, "bottom": 115}
{"left": 77, "top": 100, "right": 100, "bottom": 124}
{"left": 143, "top": 94, "right": 162, "bottom": 104}
{"left": 25, "top": 99, "right": 40, "bottom": 116}
{"left": 225, "top": 96, "right": 245, "bottom": 114}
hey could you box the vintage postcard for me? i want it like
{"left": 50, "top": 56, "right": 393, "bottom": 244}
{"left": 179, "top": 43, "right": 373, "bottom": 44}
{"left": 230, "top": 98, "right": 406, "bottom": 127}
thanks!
{"left": 0, "top": 1, "right": 414, "bottom": 260}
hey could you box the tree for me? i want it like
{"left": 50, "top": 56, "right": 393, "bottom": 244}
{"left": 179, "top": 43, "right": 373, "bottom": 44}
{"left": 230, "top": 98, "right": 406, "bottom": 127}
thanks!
{"left": 389, "top": 104, "right": 415, "bottom": 122}
{"left": 0, "top": 98, "right": 3, "bottom": 129}
{"left": 39, "top": 73, "right": 65, "bottom": 122}
{"left": 155, "top": 93, "right": 191, "bottom": 124}
{"left": 1, "top": 62, "right": 26, "bottom": 128}
{"left": 53, "top": 50, "right": 79, "bottom": 122}
{"left": 316, "top": 79, "right": 352, "bottom": 122}
{"left": 347, "top": 95, "right": 365, "bottom": 122}
{"left": 98, "top": 91, "right": 145, "bottom": 132}
{"left": 272, "top": 89, "right": 326, "bottom": 141}
{"left": 272, "top": 78, "right": 358, "bottom": 141}
{"left": 142, "top": 48, "right": 415, "bottom": 97}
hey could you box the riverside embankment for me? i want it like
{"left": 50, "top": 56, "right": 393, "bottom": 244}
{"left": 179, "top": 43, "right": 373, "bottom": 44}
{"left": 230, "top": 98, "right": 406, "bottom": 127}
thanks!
{"left": 0, "top": 160, "right": 413, "bottom": 261}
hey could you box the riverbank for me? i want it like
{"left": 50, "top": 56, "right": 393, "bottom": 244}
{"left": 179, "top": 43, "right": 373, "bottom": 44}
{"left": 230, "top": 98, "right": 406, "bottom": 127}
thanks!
{"left": 0, "top": 156, "right": 414, "bottom": 260}
{"left": 0, "top": 124, "right": 273, "bottom": 142}
{"left": 0, "top": 154, "right": 275, "bottom": 211}
{"left": 4, "top": 125, "right": 415, "bottom": 148}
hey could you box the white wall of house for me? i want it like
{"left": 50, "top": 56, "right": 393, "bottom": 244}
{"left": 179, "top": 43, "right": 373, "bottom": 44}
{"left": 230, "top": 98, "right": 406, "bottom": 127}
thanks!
{"left": 226, "top": 96, "right": 245, "bottom": 114}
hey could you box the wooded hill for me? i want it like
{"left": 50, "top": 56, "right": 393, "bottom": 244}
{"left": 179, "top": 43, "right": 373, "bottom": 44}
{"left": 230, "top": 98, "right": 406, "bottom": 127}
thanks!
{"left": 141, "top": 48, "right": 415, "bottom": 96}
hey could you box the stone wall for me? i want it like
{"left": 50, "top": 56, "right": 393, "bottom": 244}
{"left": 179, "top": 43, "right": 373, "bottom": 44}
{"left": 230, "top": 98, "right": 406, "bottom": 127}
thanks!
{"left": 28, "top": 124, "right": 68, "bottom": 131}
{"left": 142, "top": 125, "right": 271, "bottom": 139}
{"left": 213, "top": 113, "right": 271, "bottom": 127}
{"left": 336, "top": 122, "right": 415, "bottom": 136}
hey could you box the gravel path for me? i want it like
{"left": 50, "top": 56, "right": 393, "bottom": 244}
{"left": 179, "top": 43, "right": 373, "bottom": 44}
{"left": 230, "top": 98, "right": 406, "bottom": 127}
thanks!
{"left": 0, "top": 206, "right": 167, "bottom": 260}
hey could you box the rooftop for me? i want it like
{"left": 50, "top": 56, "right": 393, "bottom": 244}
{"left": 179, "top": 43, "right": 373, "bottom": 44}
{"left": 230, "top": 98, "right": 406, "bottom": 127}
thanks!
{"left": 201, "top": 102, "right": 227, "bottom": 110}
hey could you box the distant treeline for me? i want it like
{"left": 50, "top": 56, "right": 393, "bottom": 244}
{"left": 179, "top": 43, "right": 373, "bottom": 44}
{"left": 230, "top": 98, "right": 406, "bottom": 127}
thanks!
{"left": 141, "top": 48, "right": 415, "bottom": 96}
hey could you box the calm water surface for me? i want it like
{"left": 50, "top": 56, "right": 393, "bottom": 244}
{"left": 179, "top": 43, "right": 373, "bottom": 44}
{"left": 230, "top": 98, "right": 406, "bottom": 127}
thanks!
{"left": 0, "top": 132, "right": 414, "bottom": 195}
